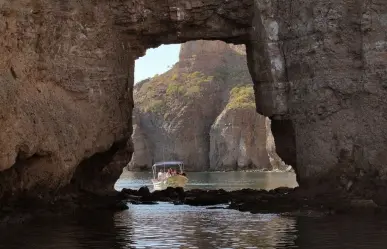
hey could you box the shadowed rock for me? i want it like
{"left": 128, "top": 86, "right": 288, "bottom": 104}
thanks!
{"left": 0, "top": 0, "right": 387, "bottom": 212}
{"left": 119, "top": 186, "right": 386, "bottom": 215}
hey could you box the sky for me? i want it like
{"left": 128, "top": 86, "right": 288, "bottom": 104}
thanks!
{"left": 134, "top": 44, "right": 181, "bottom": 84}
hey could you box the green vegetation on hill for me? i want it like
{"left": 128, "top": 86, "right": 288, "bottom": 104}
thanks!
{"left": 135, "top": 73, "right": 255, "bottom": 115}
{"left": 134, "top": 43, "right": 255, "bottom": 117}
{"left": 166, "top": 71, "right": 213, "bottom": 98}
{"left": 226, "top": 85, "right": 256, "bottom": 110}
{"left": 135, "top": 70, "right": 214, "bottom": 114}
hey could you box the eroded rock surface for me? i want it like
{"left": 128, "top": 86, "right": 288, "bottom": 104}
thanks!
{"left": 129, "top": 122, "right": 152, "bottom": 171}
{"left": 0, "top": 0, "right": 134, "bottom": 200}
{"left": 247, "top": 0, "right": 387, "bottom": 201}
{"left": 209, "top": 97, "right": 271, "bottom": 171}
{"left": 0, "top": 0, "right": 386, "bottom": 207}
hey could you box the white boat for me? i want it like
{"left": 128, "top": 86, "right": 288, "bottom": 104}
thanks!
{"left": 151, "top": 161, "right": 188, "bottom": 190}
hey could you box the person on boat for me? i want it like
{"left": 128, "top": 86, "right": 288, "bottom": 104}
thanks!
{"left": 158, "top": 170, "right": 164, "bottom": 180}
{"left": 166, "top": 169, "right": 172, "bottom": 178}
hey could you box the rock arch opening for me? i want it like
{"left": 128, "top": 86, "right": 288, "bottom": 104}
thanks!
{"left": 1, "top": 0, "right": 386, "bottom": 206}
{"left": 128, "top": 40, "right": 295, "bottom": 176}
{"left": 0, "top": 0, "right": 299, "bottom": 202}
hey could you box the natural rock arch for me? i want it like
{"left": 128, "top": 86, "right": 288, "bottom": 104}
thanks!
{"left": 0, "top": 0, "right": 386, "bottom": 205}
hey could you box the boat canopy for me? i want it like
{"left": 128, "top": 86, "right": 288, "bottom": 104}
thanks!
{"left": 152, "top": 161, "right": 184, "bottom": 177}
{"left": 152, "top": 161, "right": 184, "bottom": 167}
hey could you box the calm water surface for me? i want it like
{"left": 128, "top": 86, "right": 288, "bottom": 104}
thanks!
{"left": 1, "top": 171, "right": 387, "bottom": 249}
{"left": 114, "top": 170, "right": 299, "bottom": 191}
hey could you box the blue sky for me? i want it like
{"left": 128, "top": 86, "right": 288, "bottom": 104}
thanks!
{"left": 134, "top": 44, "right": 181, "bottom": 83}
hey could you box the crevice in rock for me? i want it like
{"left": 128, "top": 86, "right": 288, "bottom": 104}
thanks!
{"left": 69, "top": 138, "right": 128, "bottom": 193}
{"left": 9, "top": 67, "right": 17, "bottom": 79}
{"left": 13, "top": 151, "right": 47, "bottom": 174}
{"left": 270, "top": 119, "right": 298, "bottom": 180}
{"left": 0, "top": 151, "right": 50, "bottom": 204}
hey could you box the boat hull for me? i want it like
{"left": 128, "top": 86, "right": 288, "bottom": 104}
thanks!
{"left": 152, "top": 175, "right": 188, "bottom": 190}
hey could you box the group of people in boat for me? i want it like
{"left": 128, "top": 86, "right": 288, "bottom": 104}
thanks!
{"left": 157, "top": 168, "right": 186, "bottom": 180}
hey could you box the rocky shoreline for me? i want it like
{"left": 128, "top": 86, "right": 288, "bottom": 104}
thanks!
{"left": 127, "top": 168, "right": 294, "bottom": 173}
{"left": 119, "top": 186, "right": 385, "bottom": 216}
{"left": 1, "top": 186, "right": 385, "bottom": 225}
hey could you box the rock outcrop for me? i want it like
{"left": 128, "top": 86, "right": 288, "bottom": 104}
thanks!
{"left": 0, "top": 0, "right": 387, "bottom": 207}
{"left": 128, "top": 122, "right": 151, "bottom": 171}
{"left": 209, "top": 86, "right": 271, "bottom": 171}
{"left": 0, "top": 0, "right": 134, "bottom": 201}
{"left": 246, "top": 0, "right": 387, "bottom": 201}
{"left": 130, "top": 40, "right": 282, "bottom": 171}
{"left": 120, "top": 186, "right": 382, "bottom": 215}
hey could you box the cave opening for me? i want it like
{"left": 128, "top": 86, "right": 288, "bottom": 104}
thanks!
{"left": 116, "top": 40, "right": 297, "bottom": 192}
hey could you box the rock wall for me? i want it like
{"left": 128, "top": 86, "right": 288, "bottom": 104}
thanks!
{"left": 247, "top": 0, "right": 387, "bottom": 201}
{"left": 130, "top": 124, "right": 152, "bottom": 171}
{"left": 0, "top": 0, "right": 134, "bottom": 200}
{"left": 209, "top": 107, "right": 271, "bottom": 171}
{"left": 126, "top": 0, "right": 387, "bottom": 202}
{"left": 0, "top": 0, "right": 386, "bottom": 205}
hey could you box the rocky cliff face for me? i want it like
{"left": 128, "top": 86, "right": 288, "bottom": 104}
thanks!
{"left": 210, "top": 84, "right": 290, "bottom": 171}
{"left": 209, "top": 104, "right": 271, "bottom": 171}
{"left": 129, "top": 40, "right": 253, "bottom": 171}
{"left": 1, "top": 0, "right": 386, "bottom": 206}
{"left": 246, "top": 0, "right": 387, "bottom": 202}
{"left": 209, "top": 85, "right": 290, "bottom": 171}
{"left": 130, "top": 41, "right": 286, "bottom": 171}
{"left": 129, "top": 117, "right": 152, "bottom": 171}
{"left": 0, "top": 0, "right": 134, "bottom": 201}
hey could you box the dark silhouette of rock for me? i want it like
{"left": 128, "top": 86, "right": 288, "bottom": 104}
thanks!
{"left": 138, "top": 186, "right": 151, "bottom": 197}
{"left": 117, "top": 186, "right": 387, "bottom": 215}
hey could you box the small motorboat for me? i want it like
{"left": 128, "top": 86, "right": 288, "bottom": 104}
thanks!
{"left": 151, "top": 161, "right": 188, "bottom": 190}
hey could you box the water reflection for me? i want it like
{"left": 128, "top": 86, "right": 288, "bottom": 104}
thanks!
{"left": 2, "top": 202, "right": 387, "bottom": 248}
{"left": 0, "top": 211, "right": 133, "bottom": 249}
{"left": 295, "top": 215, "right": 387, "bottom": 249}
{"left": 115, "top": 170, "right": 298, "bottom": 191}
{"left": 115, "top": 203, "right": 299, "bottom": 249}
{"left": 2, "top": 172, "right": 387, "bottom": 249}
